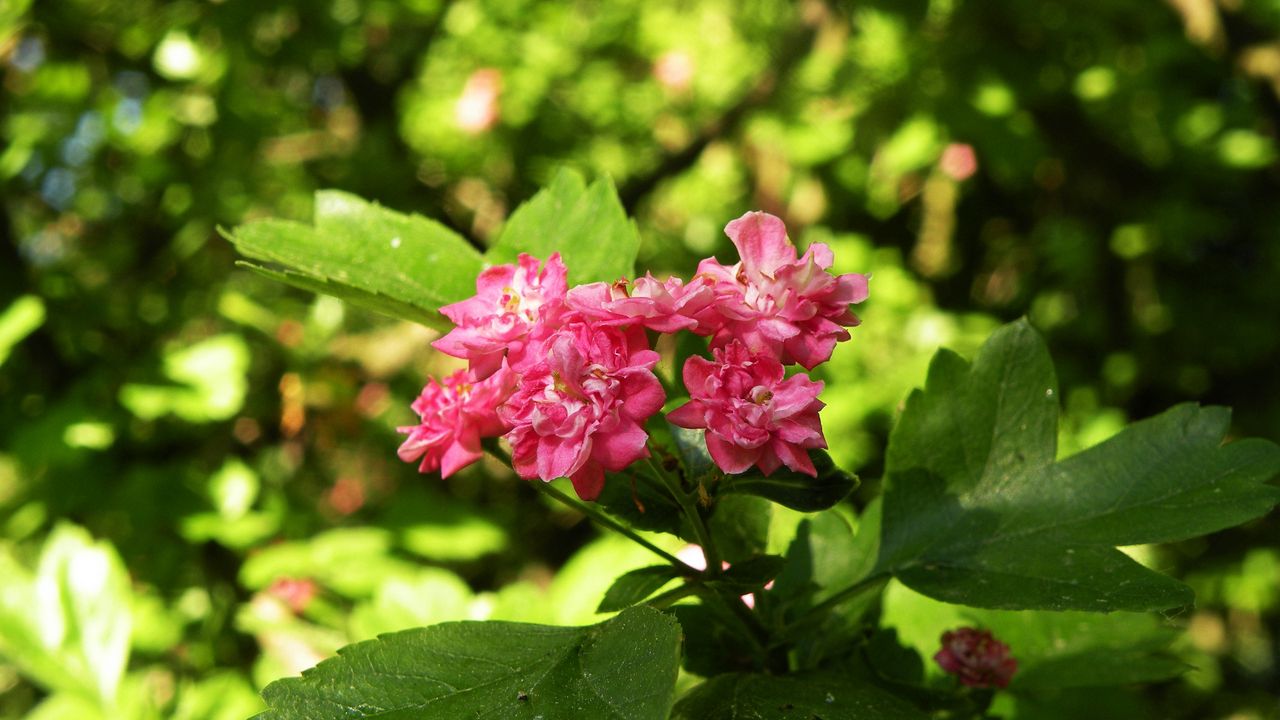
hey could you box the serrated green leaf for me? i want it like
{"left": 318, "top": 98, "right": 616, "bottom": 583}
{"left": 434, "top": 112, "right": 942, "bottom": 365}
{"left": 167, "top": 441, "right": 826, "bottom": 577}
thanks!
{"left": 256, "top": 606, "right": 682, "bottom": 720}
{"left": 880, "top": 580, "right": 1188, "bottom": 690}
{"left": 671, "top": 671, "right": 928, "bottom": 719}
{"left": 878, "top": 319, "right": 1280, "bottom": 612}
{"left": 597, "top": 566, "right": 682, "bottom": 613}
{"left": 488, "top": 169, "right": 640, "bottom": 286}
{"left": 227, "top": 191, "right": 483, "bottom": 329}
{"left": 722, "top": 450, "right": 858, "bottom": 512}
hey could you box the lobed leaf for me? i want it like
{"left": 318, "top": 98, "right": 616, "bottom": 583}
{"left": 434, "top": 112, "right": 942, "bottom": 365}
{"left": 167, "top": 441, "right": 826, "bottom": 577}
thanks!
{"left": 877, "top": 319, "right": 1280, "bottom": 612}
{"left": 487, "top": 169, "right": 640, "bottom": 286}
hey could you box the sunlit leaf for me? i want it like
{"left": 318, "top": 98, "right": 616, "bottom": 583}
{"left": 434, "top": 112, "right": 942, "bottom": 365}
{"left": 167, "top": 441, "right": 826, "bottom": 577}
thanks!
{"left": 487, "top": 168, "right": 640, "bottom": 286}
{"left": 227, "top": 191, "right": 483, "bottom": 329}
{"left": 256, "top": 607, "right": 682, "bottom": 720}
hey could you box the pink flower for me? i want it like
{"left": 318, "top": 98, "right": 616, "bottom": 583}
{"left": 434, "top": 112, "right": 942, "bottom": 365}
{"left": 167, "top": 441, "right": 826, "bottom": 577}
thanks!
{"left": 268, "top": 578, "right": 318, "bottom": 614}
{"left": 934, "top": 628, "right": 1018, "bottom": 689}
{"left": 433, "top": 253, "right": 568, "bottom": 379}
{"left": 653, "top": 50, "right": 694, "bottom": 93}
{"left": 397, "top": 367, "right": 514, "bottom": 478}
{"left": 939, "top": 142, "right": 978, "bottom": 182}
{"left": 455, "top": 68, "right": 502, "bottom": 134}
{"left": 695, "top": 212, "right": 868, "bottom": 369}
{"left": 499, "top": 321, "right": 665, "bottom": 501}
{"left": 566, "top": 273, "right": 717, "bottom": 334}
{"left": 668, "top": 340, "right": 826, "bottom": 476}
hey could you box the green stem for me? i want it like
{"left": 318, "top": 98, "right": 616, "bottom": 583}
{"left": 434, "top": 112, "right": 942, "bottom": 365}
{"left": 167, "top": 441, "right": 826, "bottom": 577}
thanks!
{"left": 484, "top": 442, "right": 695, "bottom": 571}
{"left": 782, "top": 571, "right": 889, "bottom": 638}
{"left": 645, "top": 581, "right": 702, "bottom": 609}
{"left": 646, "top": 454, "right": 722, "bottom": 574}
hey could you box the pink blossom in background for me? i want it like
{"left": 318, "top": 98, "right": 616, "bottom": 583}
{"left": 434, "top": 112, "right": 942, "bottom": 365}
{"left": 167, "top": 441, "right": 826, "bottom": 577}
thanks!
{"left": 934, "top": 627, "right": 1018, "bottom": 689}
{"left": 268, "top": 577, "right": 318, "bottom": 614}
{"left": 653, "top": 50, "right": 694, "bottom": 92}
{"left": 455, "top": 68, "right": 502, "bottom": 134}
{"left": 939, "top": 142, "right": 978, "bottom": 182}
{"left": 499, "top": 322, "right": 665, "bottom": 501}
{"left": 397, "top": 366, "right": 515, "bottom": 478}
{"left": 434, "top": 253, "right": 568, "bottom": 379}
{"left": 566, "top": 273, "right": 717, "bottom": 333}
{"left": 695, "top": 212, "right": 868, "bottom": 369}
{"left": 668, "top": 340, "right": 826, "bottom": 476}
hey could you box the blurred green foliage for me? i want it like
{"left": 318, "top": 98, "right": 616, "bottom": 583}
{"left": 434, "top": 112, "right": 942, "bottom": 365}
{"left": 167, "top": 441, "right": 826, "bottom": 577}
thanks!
{"left": 1, "top": 0, "right": 1277, "bottom": 717}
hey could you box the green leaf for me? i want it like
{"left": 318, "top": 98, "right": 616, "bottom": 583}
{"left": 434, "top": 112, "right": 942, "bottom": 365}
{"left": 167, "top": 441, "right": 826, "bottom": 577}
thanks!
{"left": 716, "top": 555, "right": 786, "bottom": 590}
{"left": 671, "top": 672, "right": 928, "bottom": 719}
{"left": 597, "top": 566, "right": 682, "bottom": 613}
{"left": 119, "top": 334, "right": 249, "bottom": 423}
{"left": 880, "top": 580, "right": 1188, "bottom": 690}
{"left": 256, "top": 606, "right": 682, "bottom": 720}
{"left": 227, "top": 191, "right": 483, "bottom": 329}
{"left": 722, "top": 450, "right": 858, "bottom": 512}
{"left": 668, "top": 425, "right": 716, "bottom": 481}
{"left": 0, "top": 525, "right": 133, "bottom": 706}
{"left": 878, "top": 319, "right": 1280, "bottom": 612}
{"left": 595, "top": 472, "right": 685, "bottom": 536}
{"left": 708, "top": 494, "right": 771, "bottom": 563}
{"left": 488, "top": 169, "right": 640, "bottom": 286}
{"left": 0, "top": 294, "right": 45, "bottom": 367}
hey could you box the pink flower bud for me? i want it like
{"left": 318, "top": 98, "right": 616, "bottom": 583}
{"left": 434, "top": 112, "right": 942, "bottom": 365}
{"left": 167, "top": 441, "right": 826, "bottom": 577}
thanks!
{"left": 455, "top": 68, "right": 501, "bottom": 134}
{"left": 934, "top": 627, "right": 1017, "bottom": 689}
{"left": 939, "top": 143, "right": 978, "bottom": 182}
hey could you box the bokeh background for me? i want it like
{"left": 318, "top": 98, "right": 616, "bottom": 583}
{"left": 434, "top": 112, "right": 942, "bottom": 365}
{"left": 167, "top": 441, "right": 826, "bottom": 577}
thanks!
{"left": 1, "top": 0, "right": 1278, "bottom": 718}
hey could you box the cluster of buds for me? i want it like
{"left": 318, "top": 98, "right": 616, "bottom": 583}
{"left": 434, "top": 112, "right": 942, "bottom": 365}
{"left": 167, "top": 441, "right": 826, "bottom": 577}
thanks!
{"left": 398, "top": 211, "right": 869, "bottom": 500}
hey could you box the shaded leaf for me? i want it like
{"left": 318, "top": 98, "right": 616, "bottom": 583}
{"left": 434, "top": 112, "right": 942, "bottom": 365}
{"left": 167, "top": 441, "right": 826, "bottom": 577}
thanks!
{"left": 722, "top": 450, "right": 858, "bottom": 511}
{"left": 708, "top": 494, "right": 771, "bottom": 564}
{"left": 878, "top": 319, "right": 1280, "bottom": 612}
{"left": 595, "top": 472, "right": 684, "bottom": 536}
{"left": 488, "top": 169, "right": 640, "bottom": 286}
{"left": 671, "top": 671, "right": 928, "bottom": 719}
{"left": 256, "top": 606, "right": 681, "bottom": 720}
{"left": 597, "top": 566, "right": 682, "bottom": 613}
{"left": 716, "top": 555, "right": 786, "bottom": 590}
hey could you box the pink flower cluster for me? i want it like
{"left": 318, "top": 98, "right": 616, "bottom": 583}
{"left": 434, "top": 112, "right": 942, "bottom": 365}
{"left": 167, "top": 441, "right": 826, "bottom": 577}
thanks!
{"left": 397, "top": 211, "right": 868, "bottom": 499}
{"left": 933, "top": 627, "right": 1018, "bottom": 689}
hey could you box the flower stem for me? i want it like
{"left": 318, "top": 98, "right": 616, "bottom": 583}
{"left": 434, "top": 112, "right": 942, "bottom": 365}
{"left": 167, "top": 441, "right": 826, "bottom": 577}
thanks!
{"left": 645, "top": 453, "right": 722, "bottom": 575}
{"left": 781, "top": 571, "right": 889, "bottom": 638}
{"left": 483, "top": 442, "right": 695, "bottom": 571}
